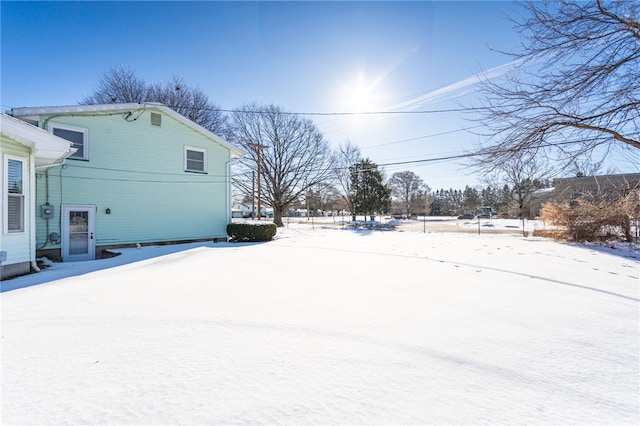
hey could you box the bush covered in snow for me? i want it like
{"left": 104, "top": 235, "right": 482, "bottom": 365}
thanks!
{"left": 226, "top": 222, "right": 277, "bottom": 242}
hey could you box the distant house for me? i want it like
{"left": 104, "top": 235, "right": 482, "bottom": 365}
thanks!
{"left": 527, "top": 187, "right": 555, "bottom": 218}
{"left": 1, "top": 114, "right": 75, "bottom": 279}
{"left": 231, "top": 202, "right": 272, "bottom": 219}
{"left": 526, "top": 174, "right": 640, "bottom": 219}
{"left": 8, "top": 103, "right": 242, "bottom": 261}
{"left": 231, "top": 205, "right": 244, "bottom": 219}
{"left": 553, "top": 173, "right": 640, "bottom": 202}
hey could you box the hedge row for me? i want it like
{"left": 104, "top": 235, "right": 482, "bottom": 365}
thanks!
{"left": 227, "top": 222, "right": 277, "bottom": 242}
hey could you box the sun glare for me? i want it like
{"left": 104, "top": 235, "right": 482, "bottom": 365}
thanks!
{"left": 347, "top": 75, "right": 375, "bottom": 112}
{"left": 343, "top": 72, "right": 380, "bottom": 113}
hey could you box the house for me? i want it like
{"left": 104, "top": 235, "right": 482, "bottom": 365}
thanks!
{"left": 517, "top": 174, "right": 640, "bottom": 219}
{"left": 553, "top": 173, "right": 640, "bottom": 202}
{"left": 231, "top": 202, "right": 271, "bottom": 218}
{"left": 8, "top": 103, "right": 242, "bottom": 262}
{"left": 1, "top": 114, "right": 75, "bottom": 279}
{"left": 527, "top": 187, "right": 555, "bottom": 218}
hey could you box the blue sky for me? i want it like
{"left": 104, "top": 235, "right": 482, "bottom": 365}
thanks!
{"left": 2, "top": 1, "right": 637, "bottom": 190}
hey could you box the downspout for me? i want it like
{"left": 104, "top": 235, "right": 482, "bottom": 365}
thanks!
{"left": 39, "top": 169, "right": 50, "bottom": 248}
{"left": 226, "top": 160, "right": 232, "bottom": 224}
{"left": 58, "top": 164, "right": 65, "bottom": 240}
{"left": 29, "top": 151, "right": 39, "bottom": 273}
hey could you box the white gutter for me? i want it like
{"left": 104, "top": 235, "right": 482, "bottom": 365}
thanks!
{"left": 1, "top": 114, "right": 75, "bottom": 168}
{"left": 9, "top": 103, "right": 244, "bottom": 159}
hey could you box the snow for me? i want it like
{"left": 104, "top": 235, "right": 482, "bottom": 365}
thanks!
{"left": 1, "top": 219, "right": 639, "bottom": 425}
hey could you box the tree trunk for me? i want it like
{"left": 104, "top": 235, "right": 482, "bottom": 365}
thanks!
{"left": 273, "top": 208, "right": 284, "bottom": 227}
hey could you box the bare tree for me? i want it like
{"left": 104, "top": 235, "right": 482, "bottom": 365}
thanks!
{"left": 570, "top": 157, "right": 605, "bottom": 178}
{"left": 82, "top": 66, "right": 228, "bottom": 135}
{"left": 229, "top": 103, "right": 334, "bottom": 227}
{"left": 310, "top": 182, "right": 343, "bottom": 214}
{"left": 471, "top": 0, "right": 639, "bottom": 169}
{"left": 486, "top": 153, "right": 552, "bottom": 219}
{"left": 333, "top": 140, "right": 361, "bottom": 217}
{"left": 147, "top": 75, "right": 229, "bottom": 137}
{"left": 81, "top": 65, "right": 147, "bottom": 104}
{"left": 388, "top": 171, "right": 428, "bottom": 217}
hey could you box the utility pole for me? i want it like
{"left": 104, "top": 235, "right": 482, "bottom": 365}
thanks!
{"left": 304, "top": 179, "right": 309, "bottom": 221}
{"left": 252, "top": 170, "right": 255, "bottom": 220}
{"left": 248, "top": 142, "right": 268, "bottom": 220}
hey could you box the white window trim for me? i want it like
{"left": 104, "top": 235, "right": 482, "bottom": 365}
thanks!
{"left": 49, "top": 122, "right": 89, "bottom": 160}
{"left": 184, "top": 146, "right": 208, "bottom": 173}
{"left": 3, "top": 154, "right": 27, "bottom": 235}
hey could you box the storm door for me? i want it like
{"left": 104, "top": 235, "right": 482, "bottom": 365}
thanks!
{"left": 62, "top": 206, "right": 96, "bottom": 261}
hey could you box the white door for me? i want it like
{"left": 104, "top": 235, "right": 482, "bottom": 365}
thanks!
{"left": 62, "top": 205, "right": 96, "bottom": 261}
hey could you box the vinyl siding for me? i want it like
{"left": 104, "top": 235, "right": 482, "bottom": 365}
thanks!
{"left": 34, "top": 109, "right": 232, "bottom": 249}
{"left": 1, "top": 138, "right": 33, "bottom": 267}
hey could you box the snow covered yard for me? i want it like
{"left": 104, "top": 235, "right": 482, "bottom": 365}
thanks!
{"left": 1, "top": 222, "right": 638, "bottom": 425}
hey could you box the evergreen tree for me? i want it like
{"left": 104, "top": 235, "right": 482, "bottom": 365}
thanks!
{"left": 462, "top": 186, "right": 481, "bottom": 214}
{"left": 350, "top": 159, "right": 391, "bottom": 220}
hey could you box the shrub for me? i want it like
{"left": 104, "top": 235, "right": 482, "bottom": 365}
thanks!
{"left": 226, "top": 222, "right": 277, "bottom": 242}
{"left": 540, "top": 198, "right": 632, "bottom": 242}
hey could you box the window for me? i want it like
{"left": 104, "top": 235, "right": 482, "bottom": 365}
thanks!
{"left": 4, "top": 156, "right": 25, "bottom": 233}
{"left": 185, "top": 146, "right": 207, "bottom": 173}
{"left": 50, "top": 124, "right": 88, "bottom": 160}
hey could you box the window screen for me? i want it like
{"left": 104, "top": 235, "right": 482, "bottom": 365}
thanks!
{"left": 6, "top": 158, "right": 24, "bottom": 232}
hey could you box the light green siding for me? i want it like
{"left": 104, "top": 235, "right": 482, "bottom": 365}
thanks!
{"left": 1, "top": 138, "right": 33, "bottom": 268}
{"left": 34, "top": 108, "right": 232, "bottom": 251}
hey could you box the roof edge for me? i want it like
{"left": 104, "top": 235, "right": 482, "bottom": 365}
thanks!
{"left": 1, "top": 114, "right": 76, "bottom": 167}
{"left": 8, "top": 103, "right": 244, "bottom": 158}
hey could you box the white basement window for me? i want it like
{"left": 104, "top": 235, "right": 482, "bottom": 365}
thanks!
{"left": 184, "top": 146, "right": 207, "bottom": 173}
{"left": 50, "top": 123, "right": 89, "bottom": 160}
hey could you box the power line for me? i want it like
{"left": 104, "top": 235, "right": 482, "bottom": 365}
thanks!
{"left": 364, "top": 125, "right": 484, "bottom": 150}
{"left": 214, "top": 106, "right": 484, "bottom": 116}
{"left": 233, "top": 139, "right": 584, "bottom": 178}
